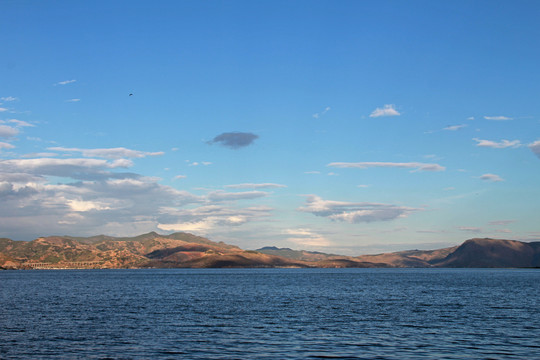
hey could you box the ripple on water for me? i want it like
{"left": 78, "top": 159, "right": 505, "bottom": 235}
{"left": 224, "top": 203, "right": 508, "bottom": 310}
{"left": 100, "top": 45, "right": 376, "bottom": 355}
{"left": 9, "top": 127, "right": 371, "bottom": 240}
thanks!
{"left": 0, "top": 268, "right": 539, "bottom": 359}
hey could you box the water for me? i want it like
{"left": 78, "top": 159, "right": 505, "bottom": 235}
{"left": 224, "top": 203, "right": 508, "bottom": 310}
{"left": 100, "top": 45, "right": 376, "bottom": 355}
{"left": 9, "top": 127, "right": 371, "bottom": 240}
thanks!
{"left": 1, "top": 268, "right": 539, "bottom": 359}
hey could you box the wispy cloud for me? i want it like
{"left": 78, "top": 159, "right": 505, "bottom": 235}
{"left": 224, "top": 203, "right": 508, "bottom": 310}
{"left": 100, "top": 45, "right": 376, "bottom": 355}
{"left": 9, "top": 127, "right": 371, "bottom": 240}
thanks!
{"left": 284, "top": 228, "right": 332, "bottom": 247}
{"left": 207, "top": 190, "right": 269, "bottom": 202}
{"left": 208, "top": 132, "right": 259, "bottom": 149}
{"left": 458, "top": 226, "right": 482, "bottom": 233}
{"left": 529, "top": 140, "right": 540, "bottom": 159}
{"left": 328, "top": 161, "right": 445, "bottom": 172}
{"left": 479, "top": 173, "right": 504, "bottom": 182}
{"left": 489, "top": 220, "right": 515, "bottom": 226}
{"left": 0, "top": 107, "right": 7, "bottom": 112}
{"left": 0, "top": 157, "right": 132, "bottom": 176}
{"left": 473, "top": 138, "right": 521, "bottom": 148}
{"left": 416, "top": 229, "right": 447, "bottom": 234}
{"left": 54, "top": 79, "right": 76, "bottom": 86}
{"left": 369, "top": 104, "right": 400, "bottom": 118}
{"left": 66, "top": 99, "right": 80, "bottom": 102}
{"left": 484, "top": 115, "right": 512, "bottom": 121}
{"left": 186, "top": 160, "right": 212, "bottom": 166}
{"left": 225, "top": 183, "right": 287, "bottom": 189}
{"left": 48, "top": 146, "right": 164, "bottom": 159}
{"left": 0, "top": 96, "right": 18, "bottom": 102}
{"left": 0, "top": 142, "right": 15, "bottom": 150}
{"left": 313, "top": 106, "right": 331, "bottom": 119}
{"left": 174, "top": 175, "right": 187, "bottom": 180}
{"left": 2, "top": 119, "right": 34, "bottom": 127}
{"left": 298, "top": 195, "right": 419, "bottom": 223}
{"left": 444, "top": 124, "right": 467, "bottom": 131}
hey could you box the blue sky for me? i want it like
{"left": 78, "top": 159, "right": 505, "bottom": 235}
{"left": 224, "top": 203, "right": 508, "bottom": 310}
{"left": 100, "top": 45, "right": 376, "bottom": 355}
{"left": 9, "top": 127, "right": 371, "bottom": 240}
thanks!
{"left": 1, "top": 0, "right": 539, "bottom": 254}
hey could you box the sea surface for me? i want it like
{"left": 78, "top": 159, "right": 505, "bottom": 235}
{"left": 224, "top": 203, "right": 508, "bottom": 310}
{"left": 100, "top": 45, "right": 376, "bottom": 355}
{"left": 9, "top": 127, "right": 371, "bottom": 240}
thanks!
{"left": 1, "top": 268, "right": 539, "bottom": 359}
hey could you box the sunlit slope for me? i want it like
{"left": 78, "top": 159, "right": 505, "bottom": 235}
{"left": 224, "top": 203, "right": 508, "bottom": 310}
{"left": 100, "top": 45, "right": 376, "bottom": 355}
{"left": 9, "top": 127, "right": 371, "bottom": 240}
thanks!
{"left": 1, "top": 234, "right": 539, "bottom": 269}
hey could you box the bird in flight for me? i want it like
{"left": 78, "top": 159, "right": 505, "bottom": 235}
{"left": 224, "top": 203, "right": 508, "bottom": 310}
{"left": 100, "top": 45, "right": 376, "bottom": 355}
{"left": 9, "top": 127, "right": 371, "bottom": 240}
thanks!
{"left": 129, "top": 93, "right": 133, "bottom": 96}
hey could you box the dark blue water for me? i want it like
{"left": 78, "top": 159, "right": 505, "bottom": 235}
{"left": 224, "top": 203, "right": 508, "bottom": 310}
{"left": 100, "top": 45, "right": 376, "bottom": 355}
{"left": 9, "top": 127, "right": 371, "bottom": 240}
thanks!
{"left": 1, "top": 268, "right": 539, "bottom": 359}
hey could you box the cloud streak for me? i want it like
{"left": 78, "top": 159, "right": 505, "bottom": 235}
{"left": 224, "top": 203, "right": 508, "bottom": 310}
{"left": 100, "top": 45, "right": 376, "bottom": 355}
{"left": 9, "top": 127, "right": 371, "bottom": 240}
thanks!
{"left": 444, "top": 124, "right": 467, "bottom": 131}
{"left": 328, "top": 161, "right": 445, "bottom": 172}
{"left": 55, "top": 79, "right": 76, "bottom": 85}
{"left": 313, "top": 106, "right": 331, "bottom": 119}
{"left": 48, "top": 147, "right": 164, "bottom": 159}
{"left": 484, "top": 116, "right": 512, "bottom": 121}
{"left": 473, "top": 138, "right": 521, "bottom": 148}
{"left": 284, "top": 228, "right": 332, "bottom": 247}
{"left": 224, "top": 183, "right": 287, "bottom": 189}
{"left": 207, "top": 190, "right": 269, "bottom": 202}
{"left": 0, "top": 142, "right": 15, "bottom": 150}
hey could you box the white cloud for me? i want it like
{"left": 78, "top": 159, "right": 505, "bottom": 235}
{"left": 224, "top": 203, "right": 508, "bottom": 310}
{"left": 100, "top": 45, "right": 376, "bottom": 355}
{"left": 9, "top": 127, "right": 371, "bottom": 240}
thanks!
{"left": 174, "top": 175, "right": 187, "bottom": 180}
{"left": 284, "top": 228, "right": 332, "bottom": 247}
{"left": 157, "top": 205, "right": 272, "bottom": 234}
{"left": 66, "top": 99, "right": 80, "bottom": 102}
{"left": 0, "top": 142, "right": 15, "bottom": 150}
{"left": 298, "top": 195, "right": 418, "bottom": 223}
{"left": 0, "top": 108, "right": 7, "bottom": 112}
{"left": 225, "top": 183, "right": 287, "bottom": 189}
{"left": 55, "top": 79, "right": 76, "bottom": 85}
{"left": 369, "top": 104, "right": 400, "bottom": 118}
{"left": 68, "top": 199, "right": 111, "bottom": 212}
{"left": 7, "top": 119, "right": 34, "bottom": 127}
{"left": 0, "top": 96, "right": 18, "bottom": 102}
{"left": 479, "top": 173, "right": 504, "bottom": 182}
{"left": 0, "top": 154, "right": 207, "bottom": 240}
{"left": 473, "top": 138, "right": 522, "bottom": 148}
{"left": 444, "top": 124, "right": 467, "bottom": 131}
{"left": 484, "top": 116, "right": 512, "bottom": 121}
{"left": 313, "top": 106, "right": 331, "bottom": 119}
{"left": 186, "top": 160, "right": 212, "bottom": 166}
{"left": 529, "top": 140, "right": 540, "bottom": 159}
{"left": 458, "top": 226, "right": 482, "bottom": 233}
{"left": 48, "top": 146, "right": 164, "bottom": 159}
{"left": 304, "top": 171, "right": 320, "bottom": 174}
{"left": 328, "top": 161, "right": 445, "bottom": 172}
{"left": 467, "top": 116, "right": 475, "bottom": 120}
{"left": 0, "top": 125, "right": 19, "bottom": 138}
{"left": 357, "top": 184, "right": 369, "bottom": 188}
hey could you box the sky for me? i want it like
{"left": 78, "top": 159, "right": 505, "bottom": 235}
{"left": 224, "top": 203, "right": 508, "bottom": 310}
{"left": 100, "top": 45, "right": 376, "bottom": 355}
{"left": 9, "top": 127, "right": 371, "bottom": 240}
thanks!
{"left": 1, "top": 0, "right": 539, "bottom": 254}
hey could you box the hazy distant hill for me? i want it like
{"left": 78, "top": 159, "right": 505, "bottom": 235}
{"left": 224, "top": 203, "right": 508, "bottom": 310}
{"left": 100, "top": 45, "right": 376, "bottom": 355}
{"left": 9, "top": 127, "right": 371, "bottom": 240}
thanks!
{"left": 1, "top": 234, "right": 539, "bottom": 269}
{"left": 256, "top": 246, "right": 342, "bottom": 261}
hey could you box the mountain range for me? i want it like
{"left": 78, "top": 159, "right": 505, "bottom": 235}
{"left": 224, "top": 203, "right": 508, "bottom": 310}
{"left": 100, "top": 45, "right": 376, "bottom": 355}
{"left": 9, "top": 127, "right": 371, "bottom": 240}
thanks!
{"left": 1, "top": 232, "right": 539, "bottom": 269}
